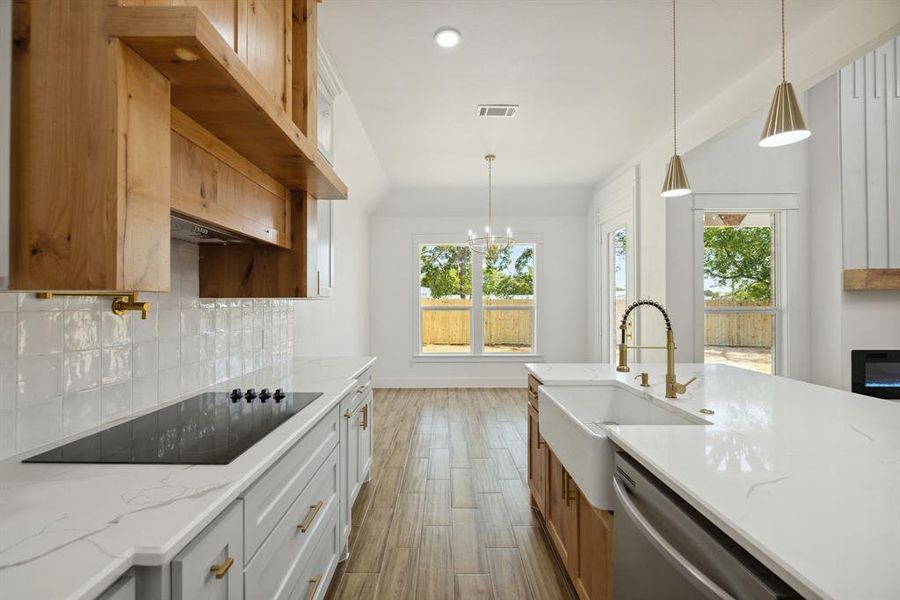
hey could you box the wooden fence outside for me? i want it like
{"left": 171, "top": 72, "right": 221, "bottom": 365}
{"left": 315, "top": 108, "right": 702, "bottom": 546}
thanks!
{"left": 421, "top": 298, "right": 772, "bottom": 349}
{"left": 421, "top": 298, "right": 533, "bottom": 346}
{"left": 704, "top": 301, "right": 773, "bottom": 348}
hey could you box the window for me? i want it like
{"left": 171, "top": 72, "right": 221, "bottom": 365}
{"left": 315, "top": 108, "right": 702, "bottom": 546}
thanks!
{"left": 418, "top": 241, "right": 537, "bottom": 356}
{"left": 703, "top": 212, "right": 780, "bottom": 374}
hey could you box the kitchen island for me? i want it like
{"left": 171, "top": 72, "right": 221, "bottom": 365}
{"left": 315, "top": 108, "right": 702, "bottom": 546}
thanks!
{"left": 526, "top": 362, "right": 900, "bottom": 600}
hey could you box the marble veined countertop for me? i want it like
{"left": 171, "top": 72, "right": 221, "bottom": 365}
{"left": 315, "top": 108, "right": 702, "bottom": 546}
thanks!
{"left": 0, "top": 356, "right": 376, "bottom": 600}
{"left": 526, "top": 362, "right": 900, "bottom": 600}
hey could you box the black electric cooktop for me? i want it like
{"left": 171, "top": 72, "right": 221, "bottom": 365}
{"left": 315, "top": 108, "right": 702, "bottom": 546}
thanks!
{"left": 24, "top": 389, "right": 323, "bottom": 465}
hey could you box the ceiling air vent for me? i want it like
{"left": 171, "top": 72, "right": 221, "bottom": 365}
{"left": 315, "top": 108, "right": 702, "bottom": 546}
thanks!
{"left": 477, "top": 104, "right": 518, "bottom": 118}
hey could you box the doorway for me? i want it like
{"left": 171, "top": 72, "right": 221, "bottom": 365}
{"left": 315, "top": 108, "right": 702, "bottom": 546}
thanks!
{"left": 600, "top": 215, "right": 634, "bottom": 363}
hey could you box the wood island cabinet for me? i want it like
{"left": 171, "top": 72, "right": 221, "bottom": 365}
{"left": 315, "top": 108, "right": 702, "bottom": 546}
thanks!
{"left": 546, "top": 449, "right": 578, "bottom": 569}
{"left": 527, "top": 373, "right": 614, "bottom": 600}
{"left": 527, "top": 403, "right": 547, "bottom": 515}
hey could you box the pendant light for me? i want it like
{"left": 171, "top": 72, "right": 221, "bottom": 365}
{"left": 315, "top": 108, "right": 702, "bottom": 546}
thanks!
{"left": 467, "top": 154, "right": 513, "bottom": 255}
{"left": 661, "top": 0, "right": 691, "bottom": 198}
{"left": 759, "top": 0, "right": 810, "bottom": 147}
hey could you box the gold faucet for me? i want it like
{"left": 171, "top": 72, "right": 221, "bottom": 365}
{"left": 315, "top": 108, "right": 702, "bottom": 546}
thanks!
{"left": 36, "top": 291, "right": 151, "bottom": 320}
{"left": 616, "top": 299, "right": 695, "bottom": 399}
{"left": 112, "top": 293, "right": 151, "bottom": 319}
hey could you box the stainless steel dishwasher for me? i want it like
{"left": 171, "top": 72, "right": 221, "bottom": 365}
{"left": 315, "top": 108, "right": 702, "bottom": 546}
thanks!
{"left": 612, "top": 453, "right": 803, "bottom": 600}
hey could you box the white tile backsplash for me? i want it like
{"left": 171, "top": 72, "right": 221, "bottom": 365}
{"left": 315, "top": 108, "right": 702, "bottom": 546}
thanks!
{"left": 17, "top": 311, "right": 62, "bottom": 356}
{"left": 0, "top": 240, "right": 296, "bottom": 460}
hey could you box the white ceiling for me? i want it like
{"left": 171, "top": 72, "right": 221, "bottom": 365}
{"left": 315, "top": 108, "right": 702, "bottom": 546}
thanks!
{"left": 319, "top": 0, "right": 841, "bottom": 188}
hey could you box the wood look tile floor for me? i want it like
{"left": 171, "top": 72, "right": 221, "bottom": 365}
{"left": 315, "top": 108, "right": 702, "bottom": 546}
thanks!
{"left": 326, "top": 388, "right": 575, "bottom": 600}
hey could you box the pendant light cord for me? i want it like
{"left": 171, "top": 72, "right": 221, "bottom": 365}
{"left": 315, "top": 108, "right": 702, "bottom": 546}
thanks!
{"left": 781, "top": 0, "right": 786, "bottom": 82}
{"left": 672, "top": 0, "right": 677, "bottom": 155}
{"left": 487, "top": 155, "right": 493, "bottom": 236}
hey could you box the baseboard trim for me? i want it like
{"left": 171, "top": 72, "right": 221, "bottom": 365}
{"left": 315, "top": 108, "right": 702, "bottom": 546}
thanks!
{"left": 373, "top": 377, "right": 526, "bottom": 388}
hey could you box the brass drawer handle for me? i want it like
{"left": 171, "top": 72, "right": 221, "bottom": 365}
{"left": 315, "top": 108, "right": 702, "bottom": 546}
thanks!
{"left": 360, "top": 404, "right": 369, "bottom": 430}
{"left": 297, "top": 501, "right": 324, "bottom": 532}
{"left": 563, "top": 472, "right": 577, "bottom": 506}
{"left": 306, "top": 574, "right": 323, "bottom": 600}
{"left": 209, "top": 556, "right": 234, "bottom": 580}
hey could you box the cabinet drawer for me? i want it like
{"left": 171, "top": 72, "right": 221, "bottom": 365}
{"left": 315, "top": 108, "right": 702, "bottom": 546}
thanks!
{"left": 96, "top": 571, "right": 135, "bottom": 600}
{"left": 245, "top": 446, "right": 339, "bottom": 600}
{"left": 287, "top": 510, "right": 341, "bottom": 600}
{"left": 241, "top": 406, "right": 339, "bottom": 560}
{"left": 172, "top": 501, "right": 243, "bottom": 600}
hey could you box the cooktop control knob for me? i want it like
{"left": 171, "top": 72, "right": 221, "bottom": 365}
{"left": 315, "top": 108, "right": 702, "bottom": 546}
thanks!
{"left": 259, "top": 388, "right": 272, "bottom": 402}
{"left": 230, "top": 388, "right": 242, "bottom": 402}
{"left": 244, "top": 388, "right": 257, "bottom": 402}
{"left": 273, "top": 388, "right": 286, "bottom": 402}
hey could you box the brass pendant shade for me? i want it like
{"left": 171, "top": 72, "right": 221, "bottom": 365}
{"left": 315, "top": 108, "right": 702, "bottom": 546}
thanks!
{"left": 759, "top": 0, "right": 810, "bottom": 147}
{"left": 759, "top": 81, "right": 810, "bottom": 147}
{"left": 661, "top": 0, "right": 691, "bottom": 198}
{"left": 661, "top": 154, "right": 691, "bottom": 198}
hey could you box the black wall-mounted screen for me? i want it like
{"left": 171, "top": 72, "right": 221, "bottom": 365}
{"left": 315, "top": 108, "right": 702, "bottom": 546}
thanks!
{"left": 852, "top": 350, "right": 900, "bottom": 400}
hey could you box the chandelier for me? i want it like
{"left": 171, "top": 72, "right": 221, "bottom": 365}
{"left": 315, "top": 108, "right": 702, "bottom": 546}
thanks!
{"left": 467, "top": 154, "right": 514, "bottom": 255}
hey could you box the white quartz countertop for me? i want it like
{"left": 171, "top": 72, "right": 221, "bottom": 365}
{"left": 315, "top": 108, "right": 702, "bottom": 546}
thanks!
{"left": 0, "top": 356, "right": 376, "bottom": 600}
{"left": 526, "top": 363, "right": 900, "bottom": 600}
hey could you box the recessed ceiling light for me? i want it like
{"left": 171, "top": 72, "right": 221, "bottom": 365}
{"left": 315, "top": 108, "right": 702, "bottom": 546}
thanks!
{"left": 434, "top": 27, "right": 461, "bottom": 48}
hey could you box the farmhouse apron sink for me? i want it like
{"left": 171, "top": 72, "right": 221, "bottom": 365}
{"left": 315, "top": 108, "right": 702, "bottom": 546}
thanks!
{"left": 538, "top": 384, "right": 707, "bottom": 510}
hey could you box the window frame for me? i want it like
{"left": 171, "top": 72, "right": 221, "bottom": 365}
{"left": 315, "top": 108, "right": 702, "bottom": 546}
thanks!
{"left": 412, "top": 233, "right": 543, "bottom": 362}
{"left": 696, "top": 206, "right": 788, "bottom": 375}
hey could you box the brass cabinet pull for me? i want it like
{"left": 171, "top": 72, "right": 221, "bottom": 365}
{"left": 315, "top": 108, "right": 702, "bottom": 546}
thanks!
{"left": 561, "top": 469, "right": 568, "bottom": 505}
{"left": 562, "top": 470, "right": 576, "bottom": 507}
{"left": 360, "top": 404, "right": 369, "bottom": 430}
{"left": 297, "top": 501, "right": 324, "bottom": 532}
{"left": 565, "top": 472, "right": 577, "bottom": 506}
{"left": 306, "top": 574, "right": 323, "bottom": 600}
{"left": 209, "top": 556, "right": 234, "bottom": 580}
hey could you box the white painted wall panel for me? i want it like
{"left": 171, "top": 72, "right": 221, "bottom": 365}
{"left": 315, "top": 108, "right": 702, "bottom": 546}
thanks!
{"left": 840, "top": 59, "right": 869, "bottom": 269}
{"left": 889, "top": 38, "right": 900, "bottom": 268}
{"left": 865, "top": 47, "right": 889, "bottom": 267}
{"left": 840, "top": 37, "right": 900, "bottom": 270}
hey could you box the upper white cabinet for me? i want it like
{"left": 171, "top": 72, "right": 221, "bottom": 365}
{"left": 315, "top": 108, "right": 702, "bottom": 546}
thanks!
{"left": 840, "top": 36, "right": 900, "bottom": 271}
{"left": 317, "top": 200, "right": 335, "bottom": 296}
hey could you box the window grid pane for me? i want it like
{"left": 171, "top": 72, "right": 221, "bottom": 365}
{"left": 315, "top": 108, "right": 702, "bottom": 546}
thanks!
{"left": 418, "top": 241, "right": 537, "bottom": 355}
{"left": 703, "top": 212, "right": 777, "bottom": 374}
{"left": 421, "top": 308, "right": 471, "bottom": 354}
{"left": 484, "top": 308, "right": 534, "bottom": 353}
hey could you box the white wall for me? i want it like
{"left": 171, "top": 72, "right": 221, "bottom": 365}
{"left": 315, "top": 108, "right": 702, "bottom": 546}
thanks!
{"left": 370, "top": 214, "right": 587, "bottom": 387}
{"left": 665, "top": 110, "right": 811, "bottom": 381}
{"left": 591, "top": 3, "right": 900, "bottom": 351}
{"left": 294, "top": 93, "right": 389, "bottom": 356}
{"left": 807, "top": 75, "right": 900, "bottom": 390}
{"left": 662, "top": 72, "right": 900, "bottom": 390}
{"left": 586, "top": 169, "right": 637, "bottom": 362}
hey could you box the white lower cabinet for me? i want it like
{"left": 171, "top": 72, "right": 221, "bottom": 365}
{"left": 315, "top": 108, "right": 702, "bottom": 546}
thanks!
{"left": 339, "top": 369, "right": 374, "bottom": 553}
{"left": 244, "top": 447, "right": 339, "bottom": 600}
{"left": 241, "top": 407, "right": 340, "bottom": 560}
{"left": 171, "top": 501, "right": 244, "bottom": 600}
{"left": 287, "top": 511, "right": 340, "bottom": 600}
{"left": 120, "top": 373, "right": 374, "bottom": 600}
{"left": 96, "top": 571, "right": 135, "bottom": 600}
